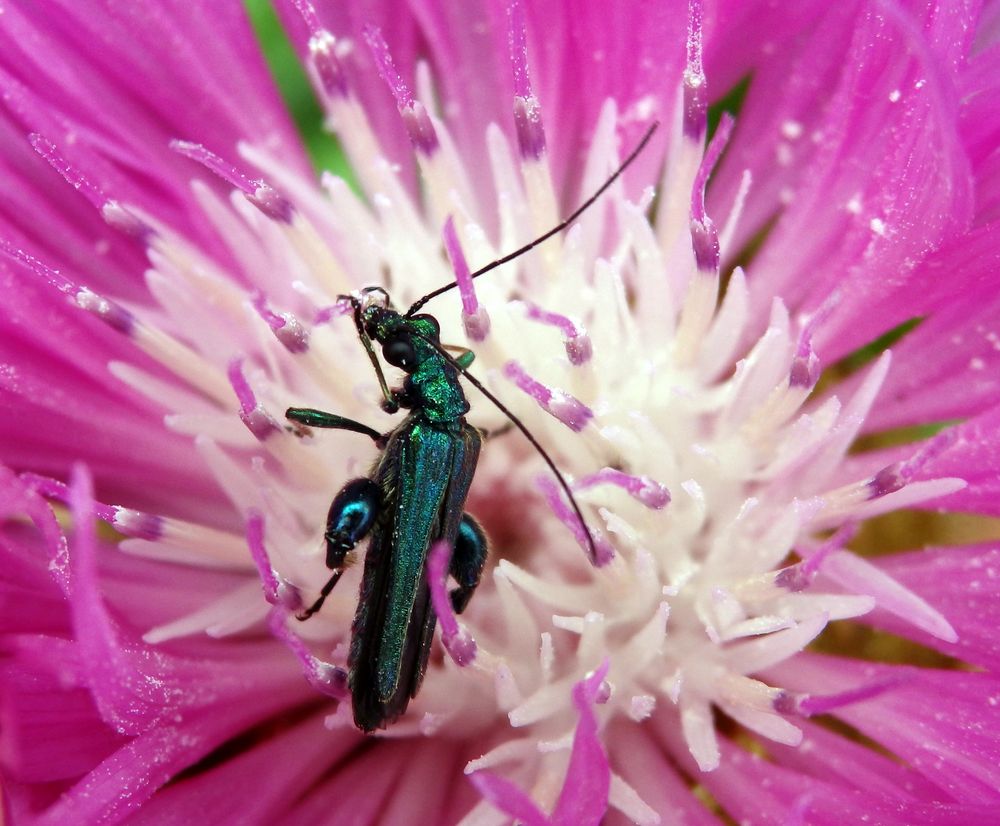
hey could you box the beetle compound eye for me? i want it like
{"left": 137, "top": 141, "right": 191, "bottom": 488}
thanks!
{"left": 383, "top": 337, "right": 416, "bottom": 370}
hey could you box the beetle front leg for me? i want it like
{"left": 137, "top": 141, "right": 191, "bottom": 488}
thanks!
{"left": 297, "top": 478, "right": 381, "bottom": 621}
{"left": 286, "top": 407, "right": 384, "bottom": 444}
{"left": 449, "top": 514, "right": 488, "bottom": 614}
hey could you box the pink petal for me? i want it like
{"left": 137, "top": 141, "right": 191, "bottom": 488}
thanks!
{"left": 0, "top": 1, "right": 308, "bottom": 245}
{"left": 653, "top": 705, "right": 996, "bottom": 826}
{"left": 606, "top": 720, "right": 719, "bottom": 826}
{"left": 870, "top": 543, "right": 1000, "bottom": 670}
{"left": 713, "top": 3, "right": 976, "bottom": 357}
{"left": 277, "top": 0, "right": 680, "bottom": 208}
{"left": 907, "top": 405, "right": 1000, "bottom": 515}
{"left": 128, "top": 711, "right": 361, "bottom": 825}
{"left": 551, "top": 661, "right": 612, "bottom": 826}
{"left": 768, "top": 654, "right": 1000, "bottom": 804}
{"left": 468, "top": 771, "right": 548, "bottom": 826}
{"left": 864, "top": 222, "right": 1000, "bottom": 430}
{"left": 469, "top": 663, "right": 612, "bottom": 825}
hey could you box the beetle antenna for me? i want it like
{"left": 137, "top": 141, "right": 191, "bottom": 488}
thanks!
{"left": 406, "top": 121, "right": 659, "bottom": 317}
{"left": 415, "top": 332, "right": 602, "bottom": 564}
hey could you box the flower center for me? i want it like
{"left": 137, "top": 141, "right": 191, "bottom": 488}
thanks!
{"left": 24, "top": 8, "right": 963, "bottom": 820}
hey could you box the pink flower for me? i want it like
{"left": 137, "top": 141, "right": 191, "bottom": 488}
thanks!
{"left": 2, "top": 0, "right": 1000, "bottom": 823}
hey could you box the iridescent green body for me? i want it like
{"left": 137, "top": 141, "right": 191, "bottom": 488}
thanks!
{"left": 349, "top": 305, "right": 482, "bottom": 727}
{"left": 287, "top": 302, "right": 487, "bottom": 732}
{"left": 350, "top": 413, "right": 481, "bottom": 726}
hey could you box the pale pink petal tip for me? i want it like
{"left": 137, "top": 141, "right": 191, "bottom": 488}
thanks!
{"left": 170, "top": 140, "right": 294, "bottom": 222}
{"left": 575, "top": 468, "right": 671, "bottom": 510}
{"left": 246, "top": 509, "right": 302, "bottom": 610}
{"left": 267, "top": 608, "right": 347, "bottom": 700}
{"left": 442, "top": 216, "right": 490, "bottom": 341}
{"left": 427, "top": 540, "right": 477, "bottom": 666}
{"left": 504, "top": 361, "right": 593, "bottom": 431}
{"left": 537, "top": 476, "right": 615, "bottom": 567}
{"left": 252, "top": 292, "right": 310, "bottom": 352}
{"left": 228, "top": 358, "right": 282, "bottom": 440}
{"left": 363, "top": 24, "right": 438, "bottom": 154}
{"left": 508, "top": 1, "right": 545, "bottom": 159}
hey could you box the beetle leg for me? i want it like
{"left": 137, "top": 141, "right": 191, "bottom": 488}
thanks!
{"left": 449, "top": 513, "right": 488, "bottom": 614}
{"left": 286, "top": 407, "right": 384, "bottom": 443}
{"left": 297, "top": 477, "right": 381, "bottom": 621}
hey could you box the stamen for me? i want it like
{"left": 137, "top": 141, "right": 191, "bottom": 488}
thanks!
{"left": 0, "top": 239, "right": 73, "bottom": 292}
{"left": 110, "top": 508, "right": 164, "bottom": 541}
{"left": 29, "top": 133, "right": 105, "bottom": 208}
{"left": 628, "top": 695, "right": 656, "bottom": 721}
{"left": 427, "top": 540, "right": 477, "bottom": 666}
{"left": 67, "top": 463, "right": 177, "bottom": 732}
{"left": 227, "top": 358, "right": 281, "bottom": 441}
{"left": 522, "top": 301, "right": 592, "bottom": 365}
{"left": 313, "top": 301, "right": 353, "bottom": 325}
{"left": 503, "top": 361, "right": 593, "bottom": 431}
{"left": 292, "top": 0, "right": 350, "bottom": 99}
{"left": 123, "top": 518, "right": 251, "bottom": 568}
{"left": 789, "top": 336, "right": 820, "bottom": 389}
{"left": 689, "top": 113, "right": 733, "bottom": 274}
{"left": 170, "top": 141, "right": 294, "bottom": 223}
{"left": 246, "top": 510, "right": 302, "bottom": 610}
{"left": 867, "top": 462, "right": 907, "bottom": 498}
{"left": 100, "top": 200, "right": 154, "bottom": 239}
{"left": 793, "top": 674, "right": 905, "bottom": 716}
{"left": 75, "top": 288, "right": 136, "bottom": 335}
{"left": 25, "top": 474, "right": 165, "bottom": 543}
{"left": 363, "top": 25, "right": 438, "bottom": 155}
{"left": 443, "top": 216, "right": 490, "bottom": 341}
{"left": 508, "top": 0, "right": 546, "bottom": 160}
{"left": 574, "top": 468, "right": 670, "bottom": 509}
{"left": 1, "top": 243, "right": 141, "bottom": 340}
{"left": 29, "top": 134, "right": 153, "bottom": 240}
{"left": 683, "top": 0, "right": 707, "bottom": 141}
{"left": 251, "top": 292, "right": 310, "bottom": 353}
{"left": 308, "top": 29, "right": 350, "bottom": 99}
{"left": 536, "top": 476, "right": 615, "bottom": 566}
{"left": 267, "top": 608, "right": 348, "bottom": 700}
{"left": 771, "top": 525, "right": 854, "bottom": 592}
